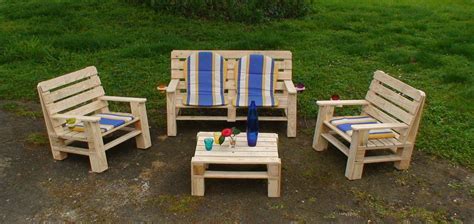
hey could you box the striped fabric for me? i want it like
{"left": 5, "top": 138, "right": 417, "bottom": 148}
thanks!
{"left": 184, "top": 52, "right": 226, "bottom": 106}
{"left": 330, "top": 116, "right": 396, "bottom": 139}
{"left": 71, "top": 113, "right": 134, "bottom": 133}
{"left": 234, "top": 54, "right": 278, "bottom": 107}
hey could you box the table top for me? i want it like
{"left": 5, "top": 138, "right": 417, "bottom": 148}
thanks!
{"left": 193, "top": 132, "right": 279, "bottom": 164}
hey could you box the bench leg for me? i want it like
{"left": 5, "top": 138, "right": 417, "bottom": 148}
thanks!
{"left": 267, "top": 162, "right": 281, "bottom": 197}
{"left": 85, "top": 122, "right": 108, "bottom": 173}
{"left": 191, "top": 162, "right": 205, "bottom": 196}
{"left": 167, "top": 92, "right": 177, "bottom": 136}
{"left": 394, "top": 145, "right": 414, "bottom": 170}
{"left": 131, "top": 102, "right": 152, "bottom": 149}
{"left": 312, "top": 106, "right": 334, "bottom": 151}
{"left": 287, "top": 93, "right": 297, "bottom": 137}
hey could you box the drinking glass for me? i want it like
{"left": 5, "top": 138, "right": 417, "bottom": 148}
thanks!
{"left": 204, "top": 138, "right": 214, "bottom": 151}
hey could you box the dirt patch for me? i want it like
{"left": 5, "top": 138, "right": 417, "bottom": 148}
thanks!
{"left": 0, "top": 100, "right": 473, "bottom": 223}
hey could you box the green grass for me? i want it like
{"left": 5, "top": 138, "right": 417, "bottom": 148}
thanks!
{"left": 0, "top": 0, "right": 472, "bottom": 167}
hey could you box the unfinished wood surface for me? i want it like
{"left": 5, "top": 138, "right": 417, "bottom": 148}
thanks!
{"left": 313, "top": 70, "right": 426, "bottom": 180}
{"left": 191, "top": 132, "right": 281, "bottom": 197}
{"left": 37, "top": 66, "right": 152, "bottom": 173}
{"left": 166, "top": 50, "right": 296, "bottom": 137}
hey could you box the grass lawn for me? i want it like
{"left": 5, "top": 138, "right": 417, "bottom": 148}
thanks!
{"left": 0, "top": 0, "right": 472, "bottom": 168}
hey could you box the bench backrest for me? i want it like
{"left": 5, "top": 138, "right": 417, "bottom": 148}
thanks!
{"left": 37, "top": 66, "right": 108, "bottom": 132}
{"left": 363, "top": 71, "right": 426, "bottom": 140}
{"left": 171, "top": 50, "right": 292, "bottom": 103}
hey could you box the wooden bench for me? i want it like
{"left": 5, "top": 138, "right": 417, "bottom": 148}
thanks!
{"left": 165, "top": 50, "right": 297, "bottom": 137}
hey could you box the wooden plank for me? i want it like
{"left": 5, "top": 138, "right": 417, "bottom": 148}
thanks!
{"left": 203, "top": 171, "right": 269, "bottom": 179}
{"left": 196, "top": 140, "right": 277, "bottom": 147}
{"left": 47, "top": 87, "right": 105, "bottom": 114}
{"left": 104, "top": 130, "right": 141, "bottom": 150}
{"left": 43, "top": 75, "right": 101, "bottom": 104}
{"left": 172, "top": 50, "right": 292, "bottom": 60}
{"left": 56, "top": 146, "right": 90, "bottom": 156}
{"left": 38, "top": 66, "right": 98, "bottom": 92}
{"left": 64, "top": 100, "right": 109, "bottom": 116}
{"left": 366, "top": 91, "right": 413, "bottom": 124}
{"left": 173, "top": 69, "right": 291, "bottom": 80}
{"left": 317, "top": 100, "right": 369, "bottom": 106}
{"left": 321, "top": 133, "right": 349, "bottom": 156}
{"left": 373, "top": 71, "right": 422, "bottom": 101}
{"left": 363, "top": 155, "right": 402, "bottom": 164}
{"left": 369, "top": 81, "right": 418, "bottom": 114}
{"left": 99, "top": 96, "right": 146, "bottom": 103}
{"left": 194, "top": 151, "right": 278, "bottom": 157}
{"left": 192, "top": 156, "right": 280, "bottom": 164}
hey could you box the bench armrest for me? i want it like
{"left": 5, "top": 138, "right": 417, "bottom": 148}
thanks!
{"left": 317, "top": 100, "right": 369, "bottom": 107}
{"left": 51, "top": 114, "right": 100, "bottom": 122}
{"left": 352, "top": 123, "right": 408, "bottom": 131}
{"left": 284, "top": 80, "right": 297, "bottom": 94}
{"left": 99, "top": 96, "right": 147, "bottom": 103}
{"left": 167, "top": 79, "right": 180, "bottom": 93}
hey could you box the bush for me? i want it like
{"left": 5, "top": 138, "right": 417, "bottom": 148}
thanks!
{"left": 129, "top": 0, "right": 312, "bottom": 23}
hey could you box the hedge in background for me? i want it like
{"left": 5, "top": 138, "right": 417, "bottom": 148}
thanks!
{"left": 129, "top": 0, "right": 312, "bottom": 23}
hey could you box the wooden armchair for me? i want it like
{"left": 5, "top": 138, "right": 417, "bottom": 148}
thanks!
{"left": 37, "top": 66, "right": 151, "bottom": 173}
{"left": 312, "top": 71, "right": 426, "bottom": 180}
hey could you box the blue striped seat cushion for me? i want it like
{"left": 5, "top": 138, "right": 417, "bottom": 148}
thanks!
{"left": 330, "top": 116, "right": 397, "bottom": 139}
{"left": 234, "top": 54, "right": 278, "bottom": 107}
{"left": 183, "top": 52, "right": 227, "bottom": 106}
{"left": 71, "top": 113, "right": 134, "bottom": 133}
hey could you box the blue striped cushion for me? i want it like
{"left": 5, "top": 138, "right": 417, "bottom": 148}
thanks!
{"left": 71, "top": 113, "right": 134, "bottom": 133}
{"left": 234, "top": 54, "right": 278, "bottom": 107}
{"left": 330, "top": 116, "right": 397, "bottom": 139}
{"left": 184, "top": 52, "right": 226, "bottom": 106}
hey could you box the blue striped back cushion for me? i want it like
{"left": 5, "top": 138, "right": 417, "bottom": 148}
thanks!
{"left": 184, "top": 52, "right": 226, "bottom": 106}
{"left": 234, "top": 54, "right": 278, "bottom": 107}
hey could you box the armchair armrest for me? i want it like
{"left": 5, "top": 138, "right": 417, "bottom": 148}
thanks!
{"left": 317, "top": 100, "right": 369, "bottom": 106}
{"left": 284, "top": 80, "right": 297, "bottom": 94}
{"left": 352, "top": 123, "right": 408, "bottom": 131}
{"left": 99, "top": 96, "right": 146, "bottom": 103}
{"left": 167, "top": 79, "right": 180, "bottom": 93}
{"left": 51, "top": 114, "right": 100, "bottom": 122}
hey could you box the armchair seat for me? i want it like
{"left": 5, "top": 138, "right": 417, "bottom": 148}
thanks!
{"left": 329, "top": 116, "right": 396, "bottom": 139}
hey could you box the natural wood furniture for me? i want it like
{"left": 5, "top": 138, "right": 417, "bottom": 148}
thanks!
{"left": 312, "top": 71, "right": 426, "bottom": 180}
{"left": 37, "top": 66, "right": 152, "bottom": 173}
{"left": 165, "top": 50, "right": 297, "bottom": 137}
{"left": 191, "top": 132, "right": 281, "bottom": 197}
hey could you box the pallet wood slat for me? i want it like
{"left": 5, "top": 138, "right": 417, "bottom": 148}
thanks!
{"left": 313, "top": 70, "right": 426, "bottom": 180}
{"left": 166, "top": 50, "right": 296, "bottom": 137}
{"left": 37, "top": 66, "right": 152, "bottom": 173}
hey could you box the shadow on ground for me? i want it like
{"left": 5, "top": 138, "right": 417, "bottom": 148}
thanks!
{"left": 0, "top": 101, "right": 472, "bottom": 223}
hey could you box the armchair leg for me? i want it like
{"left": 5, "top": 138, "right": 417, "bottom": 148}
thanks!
{"left": 345, "top": 130, "right": 368, "bottom": 180}
{"left": 49, "top": 137, "right": 68, "bottom": 160}
{"left": 312, "top": 106, "right": 334, "bottom": 151}
{"left": 131, "top": 102, "right": 152, "bottom": 149}
{"left": 394, "top": 145, "right": 414, "bottom": 170}
{"left": 167, "top": 92, "right": 177, "bottom": 136}
{"left": 85, "top": 122, "right": 108, "bottom": 173}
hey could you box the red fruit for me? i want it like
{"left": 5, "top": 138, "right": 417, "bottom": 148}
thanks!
{"left": 221, "top": 128, "right": 232, "bottom": 137}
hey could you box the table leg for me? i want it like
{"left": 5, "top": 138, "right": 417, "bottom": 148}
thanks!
{"left": 267, "top": 161, "right": 281, "bottom": 197}
{"left": 191, "top": 162, "right": 205, "bottom": 196}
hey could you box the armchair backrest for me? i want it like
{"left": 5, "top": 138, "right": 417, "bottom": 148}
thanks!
{"left": 171, "top": 50, "right": 292, "bottom": 105}
{"left": 363, "top": 71, "right": 426, "bottom": 142}
{"left": 37, "top": 66, "right": 107, "bottom": 133}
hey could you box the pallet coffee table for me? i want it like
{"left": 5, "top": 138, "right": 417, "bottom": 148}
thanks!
{"left": 191, "top": 132, "right": 281, "bottom": 197}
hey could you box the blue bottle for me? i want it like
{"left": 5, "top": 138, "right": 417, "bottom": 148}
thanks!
{"left": 247, "top": 101, "right": 259, "bottom": 147}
